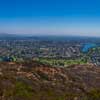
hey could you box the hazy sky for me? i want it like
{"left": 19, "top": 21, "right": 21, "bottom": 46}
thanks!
{"left": 0, "top": 0, "right": 100, "bottom": 36}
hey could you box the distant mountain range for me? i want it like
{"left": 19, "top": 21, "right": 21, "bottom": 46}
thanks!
{"left": 0, "top": 33, "right": 29, "bottom": 40}
{"left": 0, "top": 33, "right": 100, "bottom": 41}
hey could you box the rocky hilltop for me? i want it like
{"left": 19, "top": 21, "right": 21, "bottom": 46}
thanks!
{"left": 0, "top": 61, "right": 99, "bottom": 100}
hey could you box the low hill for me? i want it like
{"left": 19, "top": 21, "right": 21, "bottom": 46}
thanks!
{"left": 0, "top": 33, "right": 30, "bottom": 40}
{"left": 0, "top": 61, "right": 99, "bottom": 100}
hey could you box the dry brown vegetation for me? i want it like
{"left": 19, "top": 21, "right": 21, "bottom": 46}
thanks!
{"left": 0, "top": 61, "right": 99, "bottom": 100}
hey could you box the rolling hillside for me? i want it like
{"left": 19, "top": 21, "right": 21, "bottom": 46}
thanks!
{"left": 0, "top": 61, "right": 99, "bottom": 100}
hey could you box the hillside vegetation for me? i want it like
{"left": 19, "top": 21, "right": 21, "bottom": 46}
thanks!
{"left": 0, "top": 61, "right": 99, "bottom": 100}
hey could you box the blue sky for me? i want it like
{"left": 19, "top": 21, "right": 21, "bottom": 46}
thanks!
{"left": 0, "top": 0, "right": 100, "bottom": 36}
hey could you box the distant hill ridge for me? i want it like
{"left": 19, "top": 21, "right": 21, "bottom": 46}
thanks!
{"left": 0, "top": 33, "right": 100, "bottom": 41}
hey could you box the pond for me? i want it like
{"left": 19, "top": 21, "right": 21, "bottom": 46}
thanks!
{"left": 82, "top": 43, "right": 97, "bottom": 53}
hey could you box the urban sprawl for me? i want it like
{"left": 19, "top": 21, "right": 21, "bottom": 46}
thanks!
{"left": 0, "top": 39, "right": 100, "bottom": 66}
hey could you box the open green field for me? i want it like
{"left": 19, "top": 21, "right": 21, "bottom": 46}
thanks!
{"left": 35, "top": 58, "right": 88, "bottom": 67}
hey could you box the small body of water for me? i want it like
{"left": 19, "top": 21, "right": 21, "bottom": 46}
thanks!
{"left": 82, "top": 43, "right": 97, "bottom": 53}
